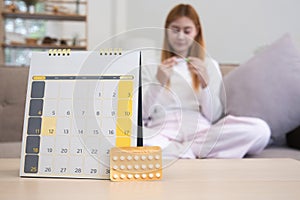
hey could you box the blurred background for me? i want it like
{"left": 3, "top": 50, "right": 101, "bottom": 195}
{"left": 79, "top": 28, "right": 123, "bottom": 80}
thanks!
{"left": 1, "top": 0, "right": 299, "bottom": 67}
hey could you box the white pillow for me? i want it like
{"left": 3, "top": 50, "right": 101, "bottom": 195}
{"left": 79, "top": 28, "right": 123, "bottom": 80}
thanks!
{"left": 222, "top": 34, "right": 300, "bottom": 145}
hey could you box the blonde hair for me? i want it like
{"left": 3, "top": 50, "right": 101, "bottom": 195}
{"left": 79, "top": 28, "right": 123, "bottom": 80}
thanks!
{"left": 162, "top": 4, "right": 205, "bottom": 90}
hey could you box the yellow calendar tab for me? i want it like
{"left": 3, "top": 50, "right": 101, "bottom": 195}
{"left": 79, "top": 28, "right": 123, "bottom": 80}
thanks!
{"left": 33, "top": 76, "right": 46, "bottom": 80}
{"left": 120, "top": 75, "right": 134, "bottom": 80}
{"left": 41, "top": 117, "right": 56, "bottom": 136}
{"left": 117, "top": 100, "right": 132, "bottom": 117}
{"left": 116, "top": 118, "right": 132, "bottom": 137}
{"left": 116, "top": 137, "right": 131, "bottom": 147}
{"left": 118, "top": 81, "right": 133, "bottom": 98}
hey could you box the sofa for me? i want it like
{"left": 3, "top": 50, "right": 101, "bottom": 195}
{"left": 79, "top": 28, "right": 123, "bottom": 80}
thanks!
{"left": 0, "top": 67, "right": 28, "bottom": 158}
{"left": 0, "top": 65, "right": 299, "bottom": 159}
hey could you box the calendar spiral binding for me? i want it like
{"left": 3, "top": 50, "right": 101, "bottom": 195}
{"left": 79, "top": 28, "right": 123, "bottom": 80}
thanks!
{"left": 100, "top": 48, "right": 122, "bottom": 56}
{"left": 48, "top": 48, "right": 122, "bottom": 56}
{"left": 48, "top": 49, "right": 71, "bottom": 56}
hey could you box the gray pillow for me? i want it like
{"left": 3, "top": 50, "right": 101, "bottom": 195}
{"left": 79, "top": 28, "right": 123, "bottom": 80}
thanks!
{"left": 222, "top": 34, "right": 300, "bottom": 145}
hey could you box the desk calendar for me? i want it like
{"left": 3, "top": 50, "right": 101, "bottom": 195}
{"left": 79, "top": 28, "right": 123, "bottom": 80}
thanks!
{"left": 20, "top": 49, "right": 140, "bottom": 179}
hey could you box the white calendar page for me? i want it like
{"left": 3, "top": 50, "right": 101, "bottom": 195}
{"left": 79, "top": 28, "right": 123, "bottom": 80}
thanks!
{"left": 20, "top": 50, "right": 140, "bottom": 179}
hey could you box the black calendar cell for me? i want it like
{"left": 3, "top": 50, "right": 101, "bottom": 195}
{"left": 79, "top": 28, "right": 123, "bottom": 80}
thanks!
{"left": 29, "top": 99, "right": 44, "bottom": 116}
{"left": 27, "top": 117, "right": 42, "bottom": 135}
{"left": 26, "top": 136, "right": 40, "bottom": 154}
{"left": 31, "top": 81, "right": 45, "bottom": 98}
{"left": 24, "top": 155, "right": 39, "bottom": 173}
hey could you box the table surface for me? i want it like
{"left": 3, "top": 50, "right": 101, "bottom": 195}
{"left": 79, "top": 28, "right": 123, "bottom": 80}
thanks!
{"left": 1, "top": 158, "right": 300, "bottom": 200}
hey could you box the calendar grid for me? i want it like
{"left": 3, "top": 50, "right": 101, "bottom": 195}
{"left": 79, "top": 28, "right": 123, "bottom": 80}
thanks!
{"left": 23, "top": 75, "right": 136, "bottom": 178}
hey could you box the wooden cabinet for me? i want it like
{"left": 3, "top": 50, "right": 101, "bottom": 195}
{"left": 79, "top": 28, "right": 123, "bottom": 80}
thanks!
{"left": 0, "top": 0, "right": 88, "bottom": 67}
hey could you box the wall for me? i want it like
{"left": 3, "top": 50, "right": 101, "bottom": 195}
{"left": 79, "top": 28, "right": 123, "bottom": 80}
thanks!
{"left": 87, "top": 0, "right": 113, "bottom": 50}
{"left": 88, "top": 0, "right": 300, "bottom": 63}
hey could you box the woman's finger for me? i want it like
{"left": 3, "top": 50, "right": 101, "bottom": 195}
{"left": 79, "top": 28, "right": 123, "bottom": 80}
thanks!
{"left": 162, "top": 57, "right": 177, "bottom": 67}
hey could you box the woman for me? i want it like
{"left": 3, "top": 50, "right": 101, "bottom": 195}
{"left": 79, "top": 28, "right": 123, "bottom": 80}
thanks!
{"left": 142, "top": 4, "right": 270, "bottom": 158}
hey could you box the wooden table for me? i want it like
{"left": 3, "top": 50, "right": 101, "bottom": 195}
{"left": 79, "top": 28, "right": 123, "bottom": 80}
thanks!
{"left": 1, "top": 158, "right": 300, "bottom": 200}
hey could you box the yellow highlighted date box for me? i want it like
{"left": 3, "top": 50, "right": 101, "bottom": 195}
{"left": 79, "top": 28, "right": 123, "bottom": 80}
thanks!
{"left": 118, "top": 81, "right": 133, "bottom": 98}
{"left": 116, "top": 118, "right": 132, "bottom": 137}
{"left": 116, "top": 137, "right": 131, "bottom": 147}
{"left": 117, "top": 100, "right": 132, "bottom": 117}
{"left": 42, "top": 117, "right": 56, "bottom": 136}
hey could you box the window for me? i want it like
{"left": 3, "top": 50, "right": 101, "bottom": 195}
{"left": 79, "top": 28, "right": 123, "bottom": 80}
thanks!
{"left": 4, "top": 1, "right": 46, "bottom": 67}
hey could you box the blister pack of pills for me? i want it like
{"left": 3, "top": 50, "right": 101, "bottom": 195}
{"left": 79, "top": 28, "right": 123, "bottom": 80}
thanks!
{"left": 110, "top": 146, "right": 162, "bottom": 181}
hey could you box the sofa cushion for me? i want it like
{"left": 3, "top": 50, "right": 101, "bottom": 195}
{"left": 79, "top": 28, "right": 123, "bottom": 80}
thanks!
{"left": 222, "top": 34, "right": 300, "bottom": 145}
{"left": 247, "top": 146, "right": 300, "bottom": 160}
{"left": 0, "top": 142, "right": 22, "bottom": 158}
{"left": 0, "top": 67, "right": 29, "bottom": 142}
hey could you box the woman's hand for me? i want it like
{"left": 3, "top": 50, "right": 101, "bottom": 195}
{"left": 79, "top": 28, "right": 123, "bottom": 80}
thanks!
{"left": 156, "top": 56, "right": 178, "bottom": 85}
{"left": 187, "top": 57, "right": 209, "bottom": 89}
